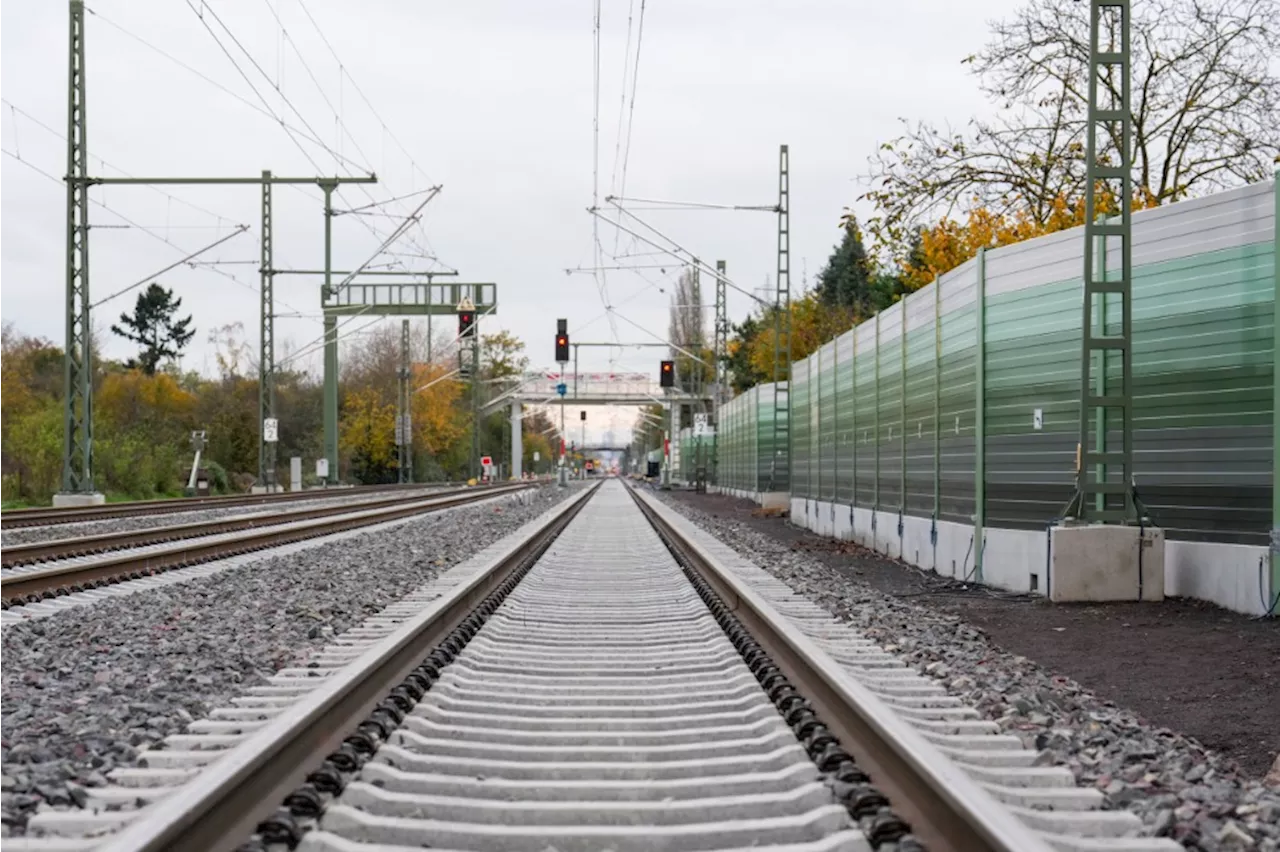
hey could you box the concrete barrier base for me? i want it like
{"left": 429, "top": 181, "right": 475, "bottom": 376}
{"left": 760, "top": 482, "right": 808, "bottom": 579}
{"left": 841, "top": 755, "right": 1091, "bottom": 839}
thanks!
{"left": 52, "top": 491, "right": 106, "bottom": 507}
{"left": 758, "top": 491, "right": 790, "bottom": 511}
{"left": 1049, "top": 524, "right": 1165, "bottom": 602}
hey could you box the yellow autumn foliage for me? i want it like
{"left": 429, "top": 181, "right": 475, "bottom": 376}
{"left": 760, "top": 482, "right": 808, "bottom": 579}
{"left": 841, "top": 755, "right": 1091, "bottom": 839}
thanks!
{"left": 96, "top": 370, "right": 196, "bottom": 431}
{"left": 410, "top": 361, "right": 468, "bottom": 457}
{"left": 746, "top": 293, "right": 858, "bottom": 384}
{"left": 340, "top": 387, "right": 397, "bottom": 471}
{"left": 900, "top": 189, "right": 1160, "bottom": 291}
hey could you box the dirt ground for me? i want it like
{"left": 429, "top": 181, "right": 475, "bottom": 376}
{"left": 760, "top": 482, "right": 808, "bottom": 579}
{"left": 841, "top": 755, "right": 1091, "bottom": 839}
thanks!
{"left": 668, "top": 491, "right": 1280, "bottom": 779}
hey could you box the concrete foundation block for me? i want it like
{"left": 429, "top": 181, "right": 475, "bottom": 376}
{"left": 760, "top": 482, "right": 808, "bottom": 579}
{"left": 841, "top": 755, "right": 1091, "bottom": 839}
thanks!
{"left": 52, "top": 492, "right": 106, "bottom": 508}
{"left": 250, "top": 485, "right": 283, "bottom": 495}
{"left": 758, "top": 492, "right": 790, "bottom": 511}
{"left": 1049, "top": 524, "right": 1165, "bottom": 602}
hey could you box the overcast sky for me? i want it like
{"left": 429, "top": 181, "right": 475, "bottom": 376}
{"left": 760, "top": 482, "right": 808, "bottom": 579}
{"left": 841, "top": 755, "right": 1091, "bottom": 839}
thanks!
{"left": 2, "top": 0, "right": 1025, "bottom": 445}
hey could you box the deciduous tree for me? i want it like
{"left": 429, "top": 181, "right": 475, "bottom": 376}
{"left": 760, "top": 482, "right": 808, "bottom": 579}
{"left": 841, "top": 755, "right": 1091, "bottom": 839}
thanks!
{"left": 860, "top": 0, "right": 1280, "bottom": 267}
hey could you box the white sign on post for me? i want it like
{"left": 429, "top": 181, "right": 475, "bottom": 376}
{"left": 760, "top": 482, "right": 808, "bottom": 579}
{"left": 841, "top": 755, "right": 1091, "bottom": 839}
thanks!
{"left": 316, "top": 458, "right": 329, "bottom": 479}
{"left": 533, "top": 451, "right": 541, "bottom": 462}
{"left": 693, "top": 413, "right": 709, "bottom": 437}
{"left": 263, "top": 418, "right": 278, "bottom": 443}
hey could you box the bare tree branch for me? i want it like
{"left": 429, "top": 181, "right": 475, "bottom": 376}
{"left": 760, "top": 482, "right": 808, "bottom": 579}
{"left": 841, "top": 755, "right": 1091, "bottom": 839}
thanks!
{"left": 860, "top": 0, "right": 1280, "bottom": 264}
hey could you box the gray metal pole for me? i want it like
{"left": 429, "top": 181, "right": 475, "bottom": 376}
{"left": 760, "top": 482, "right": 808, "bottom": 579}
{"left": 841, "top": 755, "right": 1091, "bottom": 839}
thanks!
{"left": 511, "top": 401, "right": 523, "bottom": 479}
{"left": 470, "top": 333, "right": 480, "bottom": 480}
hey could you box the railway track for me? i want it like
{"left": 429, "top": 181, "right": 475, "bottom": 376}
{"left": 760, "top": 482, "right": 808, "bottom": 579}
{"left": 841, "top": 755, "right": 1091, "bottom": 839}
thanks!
{"left": 0, "top": 483, "right": 534, "bottom": 606}
{"left": 10, "top": 480, "right": 1181, "bottom": 852}
{"left": 0, "top": 481, "right": 458, "bottom": 530}
{"left": 1, "top": 484, "right": 514, "bottom": 570}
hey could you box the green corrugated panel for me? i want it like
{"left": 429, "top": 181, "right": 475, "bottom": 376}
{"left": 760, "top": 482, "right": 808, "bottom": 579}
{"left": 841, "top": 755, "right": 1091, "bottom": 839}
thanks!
{"left": 819, "top": 341, "right": 838, "bottom": 501}
{"left": 712, "top": 181, "right": 1273, "bottom": 545}
{"left": 878, "top": 305, "right": 904, "bottom": 510}
{"left": 757, "top": 385, "right": 776, "bottom": 492}
{"left": 834, "top": 332, "right": 856, "bottom": 503}
{"left": 984, "top": 280, "right": 1079, "bottom": 527}
{"left": 904, "top": 292, "right": 936, "bottom": 516}
{"left": 791, "top": 360, "right": 812, "bottom": 498}
{"left": 854, "top": 322, "right": 877, "bottom": 507}
{"left": 938, "top": 273, "right": 978, "bottom": 525}
{"left": 1130, "top": 242, "right": 1275, "bottom": 543}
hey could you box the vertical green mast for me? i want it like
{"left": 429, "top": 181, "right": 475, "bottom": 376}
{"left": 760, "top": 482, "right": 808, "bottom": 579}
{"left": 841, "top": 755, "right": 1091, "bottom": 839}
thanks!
{"left": 321, "top": 181, "right": 339, "bottom": 484}
{"left": 1070, "top": 0, "right": 1135, "bottom": 523}
{"left": 258, "top": 171, "right": 276, "bottom": 490}
{"left": 713, "top": 259, "right": 728, "bottom": 484}
{"left": 62, "top": 0, "right": 94, "bottom": 496}
{"left": 770, "top": 144, "right": 791, "bottom": 493}
{"left": 397, "top": 319, "right": 412, "bottom": 483}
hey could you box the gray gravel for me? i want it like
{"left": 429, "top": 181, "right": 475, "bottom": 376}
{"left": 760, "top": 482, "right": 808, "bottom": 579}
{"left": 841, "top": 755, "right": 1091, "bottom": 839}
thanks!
{"left": 0, "top": 486, "right": 448, "bottom": 546}
{"left": 0, "top": 484, "right": 578, "bottom": 836}
{"left": 655, "top": 491, "right": 1280, "bottom": 852}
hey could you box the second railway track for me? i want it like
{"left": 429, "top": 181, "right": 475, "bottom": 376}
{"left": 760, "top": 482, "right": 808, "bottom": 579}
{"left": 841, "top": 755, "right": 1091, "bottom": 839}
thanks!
{"left": 17, "top": 480, "right": 1086, "bottom": 852}
{"left": 0, "top": 482, "right": 461, "bottom": 529}
{"left": 0, "top": 483, "right": 535, "bottom": 606}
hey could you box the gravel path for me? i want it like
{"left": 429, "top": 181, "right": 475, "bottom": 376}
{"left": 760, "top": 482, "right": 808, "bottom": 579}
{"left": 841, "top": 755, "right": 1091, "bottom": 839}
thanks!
{"left": 0, "top": 484, "right": 579, "bottom": 835}
{"left": 657, "top": 489, "right": 1280, "bottom": 852}
{"left": 0, "top": 486, "right": 448, "bottom": 547}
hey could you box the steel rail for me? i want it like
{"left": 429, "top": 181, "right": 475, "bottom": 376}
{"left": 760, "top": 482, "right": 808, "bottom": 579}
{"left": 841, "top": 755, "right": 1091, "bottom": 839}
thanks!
{"left": 0, "top": 483, "right": 536, "bottom": 603}
{"left": 0, "top": 481, "right": 457, "bottom": 528}
{"left": 93, "top": 483, "right": 600, "bottom": 852}
{"left": 626, "top": 484, "right": 1053, "bottom": 852}
{"left": 1, "top": 483, "right": 519, "bottom": 568}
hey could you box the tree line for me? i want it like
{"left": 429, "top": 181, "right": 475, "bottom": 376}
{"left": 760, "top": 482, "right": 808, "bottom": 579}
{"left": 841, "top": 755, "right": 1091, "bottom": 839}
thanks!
{"left": 721, "top": 0, "right": 1279, "bottom": 394}
{"left": 1, "top": 289, "right": 564, "bottom": 504}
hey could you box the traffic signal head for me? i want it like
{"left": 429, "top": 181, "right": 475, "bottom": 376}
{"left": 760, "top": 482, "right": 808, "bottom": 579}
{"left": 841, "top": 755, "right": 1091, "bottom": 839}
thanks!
{"left": 458, "top": 310, "right": 476, "bottom": 338}
{"left": 659, "top": 360, "right": 675, "bottom": 388}
{"left": 555, "top": 324, "right": 570, "bottom": 363}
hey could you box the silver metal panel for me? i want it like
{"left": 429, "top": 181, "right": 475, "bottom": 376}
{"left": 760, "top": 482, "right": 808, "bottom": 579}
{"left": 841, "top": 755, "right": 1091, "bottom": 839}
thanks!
{"left": 878, "top": 301, "right": 904, "bottom": 343}
{"left": 1123, "top": 180, "right": 1274, "bottom": 271}
{"left": 938, "top": 261, "right": 979, "bottom": 316}
{"left": 983, "top": 229, "right": 1082, "bottom": 299}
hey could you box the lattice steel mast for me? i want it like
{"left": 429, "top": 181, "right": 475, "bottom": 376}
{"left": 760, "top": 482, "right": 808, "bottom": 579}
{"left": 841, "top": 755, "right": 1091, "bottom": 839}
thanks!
{"left": 259, "top": 171, "right": 276, "bottom": 490}
{"left": 712, "top": 259, "right": 729, "bottom": 483}
{"left": 62, "top": 0, "right": 92, "bottom": 497}
{"left": 769, "top": 144, "right": 791, "bottom": 493}
{"left": 1066, "top": 0, "right": 1136, "bottom": 523}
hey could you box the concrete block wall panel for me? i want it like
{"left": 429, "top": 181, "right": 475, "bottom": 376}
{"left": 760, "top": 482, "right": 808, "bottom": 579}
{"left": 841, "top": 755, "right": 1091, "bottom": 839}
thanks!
{"left": 902, "top": 513, "right": 935, "bottom": 572}
{"left": 1165, "top": 539, "right": 1269, "bottom": 614}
